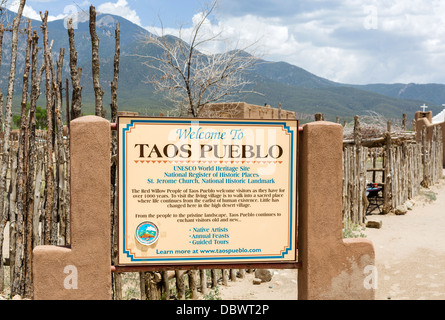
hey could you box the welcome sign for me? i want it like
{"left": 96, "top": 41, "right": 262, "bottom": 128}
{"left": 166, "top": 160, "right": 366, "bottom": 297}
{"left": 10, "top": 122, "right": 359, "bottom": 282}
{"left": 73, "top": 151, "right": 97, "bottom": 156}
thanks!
{"left": 117, "top": 117, "right": 298, "bottom": 267}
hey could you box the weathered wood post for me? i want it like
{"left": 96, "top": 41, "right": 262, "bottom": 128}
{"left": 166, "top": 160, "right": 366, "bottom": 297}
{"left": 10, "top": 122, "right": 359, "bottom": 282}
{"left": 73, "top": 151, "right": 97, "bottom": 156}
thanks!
{"left": 382, "top": 130, "right": 392, "bottom": 214}
{"left": 298, "top": 121, "right": 375, "bottom": 300}
{"left": 33, "top": 116, "right": 111, "bottom": 300}
{"left": 421, "top": 126, "right": 431, "bottom": 188}
{"left": 175, "top": 270, "right": 185, "bottom": 300}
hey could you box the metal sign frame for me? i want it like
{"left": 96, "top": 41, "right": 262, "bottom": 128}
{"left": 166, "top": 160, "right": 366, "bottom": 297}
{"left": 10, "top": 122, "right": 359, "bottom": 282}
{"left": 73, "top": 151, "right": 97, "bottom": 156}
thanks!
{"left": 116, "top": 116, "right": 299, "bottom": 271}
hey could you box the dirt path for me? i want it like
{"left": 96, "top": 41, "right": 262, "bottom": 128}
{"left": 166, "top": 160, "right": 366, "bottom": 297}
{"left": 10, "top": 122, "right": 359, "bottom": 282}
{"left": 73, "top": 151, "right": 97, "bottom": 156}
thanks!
{"left": 365, "top": 173, "right": 445, "bottom": 300}
{"left": 2, "top": 174, "right": 444, "bottom": 300}
{"left": 218, "top": 269, "right": 298, "bottom": 300}
{"left": 219, "top": 172, "right": 445, "bottom": 300}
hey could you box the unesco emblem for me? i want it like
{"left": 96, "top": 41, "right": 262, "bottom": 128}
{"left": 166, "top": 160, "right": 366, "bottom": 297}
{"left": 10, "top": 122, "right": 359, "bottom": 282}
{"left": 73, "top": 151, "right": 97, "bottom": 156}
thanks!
{"left": 135, "top": 221, "right": 159, "bottom": 246}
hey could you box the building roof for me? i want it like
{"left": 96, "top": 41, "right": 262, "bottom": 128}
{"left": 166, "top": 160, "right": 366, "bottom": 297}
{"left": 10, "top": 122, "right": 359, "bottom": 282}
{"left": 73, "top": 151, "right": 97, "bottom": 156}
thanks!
{"left": 433, "top": 109, "right": 445, "bottom": 124}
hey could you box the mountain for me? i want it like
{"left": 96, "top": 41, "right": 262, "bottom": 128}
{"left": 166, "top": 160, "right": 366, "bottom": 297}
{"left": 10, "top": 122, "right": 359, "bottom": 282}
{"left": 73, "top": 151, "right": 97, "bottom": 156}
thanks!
{"left": 246, "top": 60, "right": 439, "bottom": 120}
{"left": 0, "top": 9, "right": 442, "bottom": 122}
{"left": 248, "top": 59, "right": 442, "bottom": 118}
{"left": 253, "top": 60, "right": 341, "bottom": 89}
{"left": 349, "top": 83, "right": 445, "bottom": 106}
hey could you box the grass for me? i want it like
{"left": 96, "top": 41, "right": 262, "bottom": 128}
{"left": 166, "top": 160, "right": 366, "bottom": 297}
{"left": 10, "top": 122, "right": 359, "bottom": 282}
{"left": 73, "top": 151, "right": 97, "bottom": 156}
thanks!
{"left": 203, "top": 286, "right": 222, "bottom": 300}
{"left": 119, "top": 269, "right": 224, "bottom": 300}
{"left": 343, "top": 221, "right": 367, "bottom": 239}
{"left": 0, "top": 266, "right": 11, "bottom": 299}
{"left": 419, "top": 189, "right": 437, "bottom": 202}
{"left": 121, "top": 272, "right": 140, "bottom": 300}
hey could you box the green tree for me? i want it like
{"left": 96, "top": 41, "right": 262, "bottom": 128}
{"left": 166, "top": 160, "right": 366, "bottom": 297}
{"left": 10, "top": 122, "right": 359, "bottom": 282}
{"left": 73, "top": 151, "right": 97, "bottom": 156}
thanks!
{"left": 13, "top": 104, "right": 47, "bottom": 129}
{"left": 35, "top": 106, "right": 47, "bottom": 129}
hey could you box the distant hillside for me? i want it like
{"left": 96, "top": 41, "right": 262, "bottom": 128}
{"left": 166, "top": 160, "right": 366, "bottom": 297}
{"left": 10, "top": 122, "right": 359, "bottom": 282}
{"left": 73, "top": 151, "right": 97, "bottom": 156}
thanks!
{"left": 253, "top": 60, "right": 341, "bottom": 89}
{"left": 0, "top": 8, "right": 442, "bottom": 122}
{"left": 349, "top": 83, "right": 445, "bottom": 106}
{"left": 242, "top": 76, "right": 429, "bottom": 121}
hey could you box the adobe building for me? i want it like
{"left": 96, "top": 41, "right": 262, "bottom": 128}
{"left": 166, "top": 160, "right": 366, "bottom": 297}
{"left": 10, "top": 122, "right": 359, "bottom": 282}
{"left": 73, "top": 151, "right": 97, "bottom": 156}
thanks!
{"left": 415, "top": 110, "right": 433, "bottom": 123}
{"left": 415, "top": 110, "right": 445, "bottom": 166}
{"left": 198, "top": 102, "right": 296, "bottom": 119}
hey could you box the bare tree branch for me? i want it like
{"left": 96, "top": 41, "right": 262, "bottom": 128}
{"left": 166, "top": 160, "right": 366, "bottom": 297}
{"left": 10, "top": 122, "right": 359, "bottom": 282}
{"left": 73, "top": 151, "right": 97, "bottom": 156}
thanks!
{"left": 67, "top": 17, "right": 82, "bottom": 121}
{"left": 111, "top": 22, "right": 120, "bottom": 123}
{"left": 40, "top": 10, "right": 55, "bottom": 246}
{"left": 24, "top": 29, "right": 40, "bottom": 299}
{"left": 90, "top": 5, "right": 104, "bottom": 118}
{"left": 139, "top": 0, "right": 261, "bottom": 118}
{"left": 0, "top": 23, "right": 4, "bottom": 133}
{"left": 11, "top": 17, "right": 31, "bottom": 297}
{"left": 0, "top": 0, "right": 25, "bottom": 294}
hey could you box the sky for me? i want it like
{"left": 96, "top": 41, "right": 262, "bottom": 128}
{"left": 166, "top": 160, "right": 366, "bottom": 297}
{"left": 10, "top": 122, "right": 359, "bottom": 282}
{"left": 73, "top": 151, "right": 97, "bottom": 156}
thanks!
{"left": 5, "top": 0, "right": 445, "bottom": 85}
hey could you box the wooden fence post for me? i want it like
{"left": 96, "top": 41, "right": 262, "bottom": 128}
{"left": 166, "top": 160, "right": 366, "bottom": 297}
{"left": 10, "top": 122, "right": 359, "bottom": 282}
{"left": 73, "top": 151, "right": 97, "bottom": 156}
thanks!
{"left": 175, "top": 270, "right": 186, "bottom": 300}
{"left": 421, "top": 126, "right": 430, "bottom": 188}
{"left": 382, "top": 131, "right": 392, "bottom": 214}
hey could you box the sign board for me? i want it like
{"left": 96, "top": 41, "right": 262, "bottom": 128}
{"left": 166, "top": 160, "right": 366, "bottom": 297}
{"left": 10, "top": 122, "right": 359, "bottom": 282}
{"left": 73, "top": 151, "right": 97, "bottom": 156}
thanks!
{"left": 117, "top": 117, "right": 298, "bottom": 267}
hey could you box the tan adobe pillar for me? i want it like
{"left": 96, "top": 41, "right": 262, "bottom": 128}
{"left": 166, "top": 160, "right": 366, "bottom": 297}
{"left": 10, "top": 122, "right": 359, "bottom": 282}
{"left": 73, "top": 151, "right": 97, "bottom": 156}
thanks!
{"left": 415, "top": 111, "right": 433, "bottom": 123}
{"left": 33, "top": 116, "right": 112, "bottom": 300}
{"left": 415, "top": 111, "right": 433, "bottom": 142}
{"left": 298, "top": 121, "right": 375, "bottom": 300}
{"left": 414, "top": 112, "right": 445, "bottom": 166}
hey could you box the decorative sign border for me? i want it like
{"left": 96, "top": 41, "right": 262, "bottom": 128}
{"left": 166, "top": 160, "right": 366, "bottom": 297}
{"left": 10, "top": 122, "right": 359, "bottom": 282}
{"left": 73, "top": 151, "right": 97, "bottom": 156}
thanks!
{"left": 117, "top": 117, "right": 298, "bottom": 268}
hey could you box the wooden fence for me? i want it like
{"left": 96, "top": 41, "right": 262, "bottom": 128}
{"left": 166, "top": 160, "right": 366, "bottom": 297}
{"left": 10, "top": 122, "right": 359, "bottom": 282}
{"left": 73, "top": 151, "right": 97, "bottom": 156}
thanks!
{"left": 342, "top": 116, "right": 443, "bottom": 226}
{"left": 0, "top": 129, "right": 253, "bottom": 300}
{"left": 0, "top": 5, "right": 254, "bottom": 300}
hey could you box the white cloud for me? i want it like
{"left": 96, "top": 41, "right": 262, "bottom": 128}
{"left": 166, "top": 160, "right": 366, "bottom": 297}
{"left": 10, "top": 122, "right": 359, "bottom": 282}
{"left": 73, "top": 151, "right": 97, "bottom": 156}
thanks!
{"left": 22, "top": 5, "right": 42, "bottom": 20}
{"left": 6, "top": 1, "right": 65, "bottom": 21}
{"left": 97, "top": 0, "right": 142, "bottom": 26}
{"left": 205, "top": 0, "right": 445, "bottom": 84}
{"left": 11, "top": 0, "right": 442, "bottom": 84}
{"left": 145, "top": 12, "right": 296, "bottom": 59}
{"left": 144, "top": 6, "right": 361, "bottom": 81}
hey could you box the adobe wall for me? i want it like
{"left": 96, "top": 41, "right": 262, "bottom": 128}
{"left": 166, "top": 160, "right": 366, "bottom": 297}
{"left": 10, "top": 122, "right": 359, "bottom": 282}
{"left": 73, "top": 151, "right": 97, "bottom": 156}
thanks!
{"left": 32, "top": 115, "right": 375, "bottom": 300}
{"left": 415, "top": 111, "right": 433, "bottom": 123}
{"left": 297, "top": 121, "right": 375, "bottom": 299}
{"left": 199, "top": 102, "right": 295, "bottom": 119}
{"left": 33, "top": 116, "right": 112, "bottom": 300}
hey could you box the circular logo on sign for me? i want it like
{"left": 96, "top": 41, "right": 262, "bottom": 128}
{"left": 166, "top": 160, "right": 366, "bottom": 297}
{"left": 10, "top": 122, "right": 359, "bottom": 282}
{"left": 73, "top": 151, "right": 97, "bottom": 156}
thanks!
{"left": 135, "top": 221, "right": 159, "bottom": 246}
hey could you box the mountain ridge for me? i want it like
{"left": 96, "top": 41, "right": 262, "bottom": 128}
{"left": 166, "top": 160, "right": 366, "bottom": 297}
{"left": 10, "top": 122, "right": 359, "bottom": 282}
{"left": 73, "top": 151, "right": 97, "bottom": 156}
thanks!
{"left": 0, "top": 8, "right": 442, "bottom": 121}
